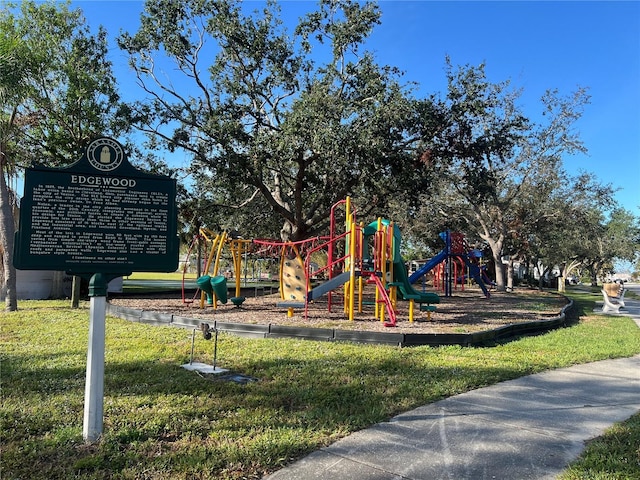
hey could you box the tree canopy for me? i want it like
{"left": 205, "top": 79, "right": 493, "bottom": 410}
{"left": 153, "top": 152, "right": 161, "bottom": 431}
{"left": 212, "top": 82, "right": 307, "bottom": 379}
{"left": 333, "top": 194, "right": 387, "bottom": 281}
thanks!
{"left": 401, "top": 59, "right": 596, "bottom": 290}
{"left": 118, "top": 0, "right": 440, "bottom": 241}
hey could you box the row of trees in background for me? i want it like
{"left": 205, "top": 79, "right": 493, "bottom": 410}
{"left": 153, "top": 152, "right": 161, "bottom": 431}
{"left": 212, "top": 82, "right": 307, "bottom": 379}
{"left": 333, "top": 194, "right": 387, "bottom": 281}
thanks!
{"left": 2, "top": 0, "right": 639, "bottom": 310}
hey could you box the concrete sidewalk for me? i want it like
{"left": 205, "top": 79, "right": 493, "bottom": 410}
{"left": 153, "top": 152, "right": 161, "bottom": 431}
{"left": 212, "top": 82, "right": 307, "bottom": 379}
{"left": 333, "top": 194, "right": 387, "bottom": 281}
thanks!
{"left": 265, "top": 301, "right": 640, "bottom": 480}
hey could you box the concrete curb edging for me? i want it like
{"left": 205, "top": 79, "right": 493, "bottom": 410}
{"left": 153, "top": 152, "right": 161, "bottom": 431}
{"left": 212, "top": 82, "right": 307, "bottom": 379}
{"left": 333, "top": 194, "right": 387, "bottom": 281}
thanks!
{"left": 106, "top": 299, "right": 573, "bottom": 347}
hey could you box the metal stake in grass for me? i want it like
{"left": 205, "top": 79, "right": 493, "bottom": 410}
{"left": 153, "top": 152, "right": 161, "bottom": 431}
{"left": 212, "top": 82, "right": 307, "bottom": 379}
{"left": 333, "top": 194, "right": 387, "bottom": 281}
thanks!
{"left": 182, "top": 323, "right": 227, "bottom": 375}
{"left": 213, "top": 328, "right": 219, "bottom": 371}
{"left": 189, "top": 328, "right": 196, "bottom": 365}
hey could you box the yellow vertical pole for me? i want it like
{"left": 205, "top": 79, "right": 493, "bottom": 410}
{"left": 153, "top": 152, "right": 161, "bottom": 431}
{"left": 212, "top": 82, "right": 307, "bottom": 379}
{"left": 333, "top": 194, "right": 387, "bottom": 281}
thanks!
{"left": 208, "top": 234, "right": 223, "bottom": 275}
{"left": 201, "top": 233, "right": 220, "bottom": 309}
{"left": 389, "top": 285, "right": 397, "bottom": 311}
{"left": 344, "top": 282, "right": 350, "bottom": 315}
{"left": 236, "top": 242, "right": 243, "bottom": 298}
{"left": 343, "top": 197, "right": 352, "bottom": 315}
{"left": 348, "top": 219, "right": 356, "bottom": 321}
{"left": 212, "top": 231, "right": 227, "bottom": 276}
{"left": 230, "top": 240, "right": 245, "bottom": 298}
{"left": 230, "top": 241, "right": 237, "bottom": 297}
{"left": 211, "top": 231, "right": 228, "bottom": 309}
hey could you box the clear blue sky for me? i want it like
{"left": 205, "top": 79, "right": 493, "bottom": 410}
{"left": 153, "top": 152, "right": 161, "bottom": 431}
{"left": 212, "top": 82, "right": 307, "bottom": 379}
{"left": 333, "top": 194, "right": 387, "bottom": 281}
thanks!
{"left": 75, "top": 0, "right": 640, "bottom": 217}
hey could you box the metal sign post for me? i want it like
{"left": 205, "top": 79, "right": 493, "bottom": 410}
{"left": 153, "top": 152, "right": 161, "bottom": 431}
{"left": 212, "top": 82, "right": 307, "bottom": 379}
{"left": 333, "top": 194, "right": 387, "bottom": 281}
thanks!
{"left": 83, "top": 273, "right": 107, "bottom": 441}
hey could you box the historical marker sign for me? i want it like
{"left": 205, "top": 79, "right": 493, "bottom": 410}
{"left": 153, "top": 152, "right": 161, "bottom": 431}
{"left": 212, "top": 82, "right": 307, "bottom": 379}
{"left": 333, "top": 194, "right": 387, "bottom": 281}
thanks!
{"left": 14, "top": 137, "right": 179, "bottom": 275}
{"left": 13, "top": 137, "right": 179, "bottom": 442}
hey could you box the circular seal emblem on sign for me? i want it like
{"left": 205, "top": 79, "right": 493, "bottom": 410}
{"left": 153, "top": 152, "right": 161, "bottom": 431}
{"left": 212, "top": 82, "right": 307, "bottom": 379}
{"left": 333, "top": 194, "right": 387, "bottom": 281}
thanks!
{"left": 86, "top": 138, "right": 124, "bottom": 172}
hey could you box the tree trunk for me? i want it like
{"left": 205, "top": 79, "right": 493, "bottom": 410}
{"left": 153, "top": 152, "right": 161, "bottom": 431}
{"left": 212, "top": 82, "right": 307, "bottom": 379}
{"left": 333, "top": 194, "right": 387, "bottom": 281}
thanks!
{"left": 51, "top": 271, "right": 65, "bottom": 298}
{"left": 71, "top": 275, "right": 81, "bottom": 308}
{"left": 535, "top": 265, "right": 543, "bottom": 287}
{"left": 588, "top": 262, "right": 601, "bottom": 287}
{"left": 489, "top": 248, "right": 506, "bottom": 291}
{"left": 537, "top": 264, "right": 551, "bottom": 290}
{"left": 197, "top": 240, "right": 202, "bottom": 277}
{"left": 506, "top": 257, "right": 515, "bottom": 292}
{"left": 479, "top": 226, "right": 506, "bottom": 292}
{"left": 0, "top": 167, "right": 17, "bottom": 311}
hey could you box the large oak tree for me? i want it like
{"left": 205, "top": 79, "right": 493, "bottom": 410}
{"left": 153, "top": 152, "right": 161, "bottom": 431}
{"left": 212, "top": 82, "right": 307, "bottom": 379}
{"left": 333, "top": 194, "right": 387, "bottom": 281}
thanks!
{"left": 118, "top": 0, "right": 440, "bottom": 241}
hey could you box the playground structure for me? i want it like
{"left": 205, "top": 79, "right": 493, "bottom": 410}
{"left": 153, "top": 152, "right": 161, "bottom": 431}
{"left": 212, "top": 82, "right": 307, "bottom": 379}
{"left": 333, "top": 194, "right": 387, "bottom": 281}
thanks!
{"left": 409, "top": 231, "right": 493, "bottom": 298}
{"left": 180, "top": 198, "right": 493, "bottom": 327}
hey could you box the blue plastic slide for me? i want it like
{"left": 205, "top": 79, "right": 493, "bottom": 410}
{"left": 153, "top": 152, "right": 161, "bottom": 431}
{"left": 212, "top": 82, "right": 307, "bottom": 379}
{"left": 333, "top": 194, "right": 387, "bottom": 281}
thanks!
{"left": 408, "top": 249, "right": 448, "bottom": 284}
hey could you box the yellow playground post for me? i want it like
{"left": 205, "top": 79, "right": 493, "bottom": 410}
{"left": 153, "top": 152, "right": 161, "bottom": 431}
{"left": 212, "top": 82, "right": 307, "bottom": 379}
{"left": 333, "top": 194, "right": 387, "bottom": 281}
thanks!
{"left": 229, "top": 238, "right": 251, "bottom": 306}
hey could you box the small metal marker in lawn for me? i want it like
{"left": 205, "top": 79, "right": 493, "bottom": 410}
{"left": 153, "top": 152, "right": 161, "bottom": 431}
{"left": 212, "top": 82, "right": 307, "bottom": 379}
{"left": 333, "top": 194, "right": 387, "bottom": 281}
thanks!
{"left": 182, "top": 322, "right": 259, "bottom": 384}
{"left": 182, "top": 322, "right": 229, "bottom": 375}
{"left": 13, "top": 137, "right": 179, "bottom": 442}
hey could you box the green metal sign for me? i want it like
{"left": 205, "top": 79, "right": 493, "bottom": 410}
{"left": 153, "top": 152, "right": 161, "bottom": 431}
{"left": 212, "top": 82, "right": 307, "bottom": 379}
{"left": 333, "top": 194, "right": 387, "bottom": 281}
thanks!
{"left": 13, "top": 137, "right": 179, "bottom": 275}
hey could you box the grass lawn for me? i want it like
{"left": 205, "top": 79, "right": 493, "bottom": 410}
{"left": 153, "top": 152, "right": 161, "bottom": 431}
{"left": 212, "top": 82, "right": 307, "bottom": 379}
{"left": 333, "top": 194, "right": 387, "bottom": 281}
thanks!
{"left": 1, "top": 289, "right": 639, "bottom": 479}
{"left": 126, "top": 272, "right": 185, "bottom": 281}
{"left": 558, "top": 412, "right": 640, "bottom": 480}
{"left": 121, "top": 271, "right": 278, "bottom": 295}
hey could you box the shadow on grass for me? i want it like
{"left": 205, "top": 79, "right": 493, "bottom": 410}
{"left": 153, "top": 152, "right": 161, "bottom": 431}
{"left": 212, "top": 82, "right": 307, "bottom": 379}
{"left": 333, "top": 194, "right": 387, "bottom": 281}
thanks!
{"left": 2, "top": 343, "right": 526, "bottom": 426}
{"left": 2, "top": 290, "right": 637, "bottom": 480}
{"left": 0, "top": 348, "right": 628, "bottom": 480}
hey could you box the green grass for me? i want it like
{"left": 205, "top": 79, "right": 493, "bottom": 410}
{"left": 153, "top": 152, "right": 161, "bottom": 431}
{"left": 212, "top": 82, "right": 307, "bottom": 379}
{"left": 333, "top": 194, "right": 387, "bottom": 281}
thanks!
{"left": 1, "top": 290, "right": 639, "bottom": 479}
{"left": 558, "top": 412, "right": 640, "bottom": 480}
{"left": 121, "top": 272, "right": 278, "bottom": 294}
{"left": 126, "top": 272, "right": 185, "bottom": 280}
